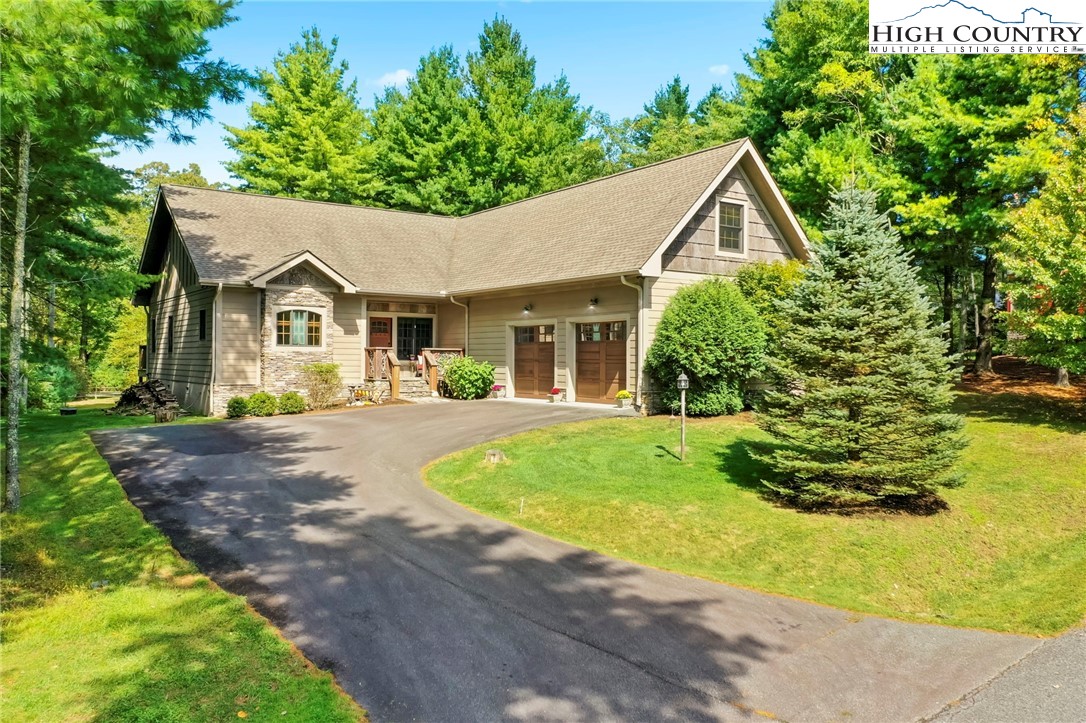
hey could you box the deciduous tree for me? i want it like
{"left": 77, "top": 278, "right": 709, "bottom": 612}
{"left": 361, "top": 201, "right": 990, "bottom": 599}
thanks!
{"left": 1000, "top": 105, "right": 1086, "bottom": 385}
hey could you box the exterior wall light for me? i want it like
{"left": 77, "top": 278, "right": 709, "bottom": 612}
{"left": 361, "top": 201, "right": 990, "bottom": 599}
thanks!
{"left": 523, "top": 303, "right": 533, "bottom": 313}
{"left": 588, "top": 297, "right": 599, "bottom": 308}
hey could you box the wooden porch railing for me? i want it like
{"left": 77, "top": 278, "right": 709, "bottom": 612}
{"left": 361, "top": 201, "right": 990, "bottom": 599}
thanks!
{"left": 365, "top": 347, "right": 401, "bottom": 399}
{"left": 420, "top": 348, "right": 464, "bottom": 394}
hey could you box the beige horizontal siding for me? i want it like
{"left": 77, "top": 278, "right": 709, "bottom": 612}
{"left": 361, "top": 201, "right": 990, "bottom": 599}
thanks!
{"left": 436, "top": 301, "right": 466, "bottom": 350}
{"left": 333, "top": 293, "right": 365, "bottom": 382}
{"left": 466, "top": 281, "right": 638, "bottom": 402}
{"left": 147, "top": 282, "right": 214, "bottom": 413}
{"left": 219, "top": 287, "right": 260, "bottom": 385}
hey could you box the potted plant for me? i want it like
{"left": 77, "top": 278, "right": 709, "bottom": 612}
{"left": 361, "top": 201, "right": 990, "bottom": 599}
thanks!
{"left": 548, "top": 386, "right": 562, "bottom": 403}
{"left": 615, "top": 389, "right": 633, "bottom": 409}
{"left": 491, "top": 384, "right": 506, "bottom": 398}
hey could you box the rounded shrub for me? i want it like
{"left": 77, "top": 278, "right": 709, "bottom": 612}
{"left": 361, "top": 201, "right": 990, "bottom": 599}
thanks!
{"left": 247, "top": 391, "right": 278, "bottom": 417}
{"left": 442, "top": 356, "right": 495, "bottom": 400}
{"left": 225, "top": 396, "right": 249, "bottom": 418}
{"left": 278, "top": 391, "right": 307, "bottom": 414}
{"left": 645, "top": 278, "right": 767, "bottom": 416}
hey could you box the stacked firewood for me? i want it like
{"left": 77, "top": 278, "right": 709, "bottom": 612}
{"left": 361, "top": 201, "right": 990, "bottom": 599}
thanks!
{"left": 109, "top": 380, "right": 182, "bottom": 418}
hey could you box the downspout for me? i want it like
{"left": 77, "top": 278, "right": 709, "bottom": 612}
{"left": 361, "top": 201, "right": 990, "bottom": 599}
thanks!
{"left": 447, "top": 294, "right": 469, "bottom": 355}
{"left": 619, "top": 275, "right": 644, "bottom": 410}
{"left": 210, "top": 282, "right": 222, "bottom": 415}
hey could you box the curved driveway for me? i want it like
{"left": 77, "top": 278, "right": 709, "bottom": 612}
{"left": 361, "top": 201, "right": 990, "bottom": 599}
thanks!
{"left": 94, "top": 401, "right": 1041, "bottom": 722}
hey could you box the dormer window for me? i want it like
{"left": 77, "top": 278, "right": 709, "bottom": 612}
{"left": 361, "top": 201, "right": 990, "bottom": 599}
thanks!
{"left": 276, "top": 310, "right": 322, "bottom": 346}
{"left": 717, "top": 200, "right": 745, "bottom": 254}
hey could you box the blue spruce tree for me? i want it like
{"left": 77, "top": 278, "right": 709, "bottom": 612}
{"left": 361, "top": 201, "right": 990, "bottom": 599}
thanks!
{"left": 755, "top": 187, "right": 965, "bottom": 509}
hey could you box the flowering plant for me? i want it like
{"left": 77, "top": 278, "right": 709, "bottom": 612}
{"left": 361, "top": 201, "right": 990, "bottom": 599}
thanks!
{"left": 550, "top": 387, "right": 561, "bottom": 395}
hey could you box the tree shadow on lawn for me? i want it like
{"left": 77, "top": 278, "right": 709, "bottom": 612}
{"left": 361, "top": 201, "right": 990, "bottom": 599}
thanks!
{"left": 954, "top": 389, "right": 1086, "bottom": 434}
{"left": 93, "top": 420, "right": 779, "bottom": 722}
{"left": 714, "top": 440, "right": 949, "bottom": 517}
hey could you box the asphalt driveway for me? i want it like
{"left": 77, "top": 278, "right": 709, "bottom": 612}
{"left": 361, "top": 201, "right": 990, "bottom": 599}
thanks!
{"left": 93, "top": 401, "right": 1046, "bottom": 722}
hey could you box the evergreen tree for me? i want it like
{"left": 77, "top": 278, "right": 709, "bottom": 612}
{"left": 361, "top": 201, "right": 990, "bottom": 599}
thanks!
{"left": 464, "top": 17, "right": 603, "bottom": 209}
{"left": 1, "top": 0, "right": 247, "bottom": 510}
{"left": 754, "top": 187, "right": 965, "bottom": 509}
{"left": 999, "top": 105, "right": 1086, "bottom": 385}
{"left": 225, "top": 28, "right": 380, "bottom": 204}
{"left": 372, "top": 47, "right": 480, "bottom": 215}
{"left": 621, "top": 77, "right": 745, "bottom": 168}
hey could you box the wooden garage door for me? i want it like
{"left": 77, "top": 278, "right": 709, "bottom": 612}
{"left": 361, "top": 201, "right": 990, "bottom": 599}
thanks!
{"left": 576, "top": 321, "right": 626, "bottom": 402}
{"left": 514, "top": 325, "right": 555, "bottom": 399}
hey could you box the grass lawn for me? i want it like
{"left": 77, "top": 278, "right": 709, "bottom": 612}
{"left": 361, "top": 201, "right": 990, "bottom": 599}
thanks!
{"left": 426, "top": 387, "right": 1086, "bottom": 636}
{"left": 1, "top": 402, "right": 365, "bottom": 722}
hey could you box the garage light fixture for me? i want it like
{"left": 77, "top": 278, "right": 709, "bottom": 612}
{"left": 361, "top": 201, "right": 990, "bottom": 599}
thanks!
{"left": 523, "top": 303, "right": 533, "bottom": 313}
{"left": 588, "top": 297, "right": 599, "bottom": 309}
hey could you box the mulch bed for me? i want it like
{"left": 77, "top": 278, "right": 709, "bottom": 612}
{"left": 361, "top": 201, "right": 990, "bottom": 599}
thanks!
{"left": 958, "top": 355, "right": 1085, "bottom": 403}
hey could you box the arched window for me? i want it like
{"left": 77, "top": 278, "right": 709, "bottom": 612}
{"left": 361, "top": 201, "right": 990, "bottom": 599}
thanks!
{"left": 276, "top": 310, "right": 322, "bottom": 346}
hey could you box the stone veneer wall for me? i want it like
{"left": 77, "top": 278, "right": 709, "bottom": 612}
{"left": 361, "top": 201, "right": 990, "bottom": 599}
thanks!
{"left": 211, "top": 384, "right": 261, "bottom": 416}
{"left": 260, "top": 285, "right": 336, "bottom": 396}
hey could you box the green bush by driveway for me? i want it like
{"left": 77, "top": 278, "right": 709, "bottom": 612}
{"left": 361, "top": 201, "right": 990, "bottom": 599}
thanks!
{"left": 426, "top": 391, "right": 1086, "bottom": 636}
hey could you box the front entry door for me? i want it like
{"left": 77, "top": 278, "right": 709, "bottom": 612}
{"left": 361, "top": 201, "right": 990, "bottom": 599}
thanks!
{"left": 575, "top": 321, "right": 627, "bottom": 402}
{"left": 514, "top": 325, "right": 555, "bottom": 399}
{"left": 369, "top": 317, "right": 392, "bottom": 348}
{"left": 397, "top": 317, "right": 434, "bottom": 360}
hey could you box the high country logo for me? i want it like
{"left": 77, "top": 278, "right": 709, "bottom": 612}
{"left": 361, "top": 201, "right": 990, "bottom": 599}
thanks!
{"left": 869, "top": 0, "right": 1085, "bottom": 53}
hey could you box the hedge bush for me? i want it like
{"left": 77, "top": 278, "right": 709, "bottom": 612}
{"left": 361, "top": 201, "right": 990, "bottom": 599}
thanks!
{"left": 442, "top": 356, "right": 495, "bottom": 400}
{"left": 226, "top": 396, "right": 249, "bottom": 418}
{"left": 645, "top": 278, "right": 767, "bottom": 416}
{"left": 301, "top": 363, "right": 342, "bottom": 409}
{"left": 247, "top": 392, "right": 278, "bottom": 417}
{"left": 27, "top": 360, "right": 82, "bottom": 410}
{"left": 735, "top": 260, "right": 805, "bottom": 342}
{"left": 278, "top": 391, "right": 307, "bottom": 414}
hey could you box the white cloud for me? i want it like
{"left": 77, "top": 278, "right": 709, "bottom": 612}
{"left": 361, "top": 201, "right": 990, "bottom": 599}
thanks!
{"left": 371, "top": 69, "right": 412, "bottom": 87}
{"left": 708, "top": 64, "right": 731, "bottom": 76}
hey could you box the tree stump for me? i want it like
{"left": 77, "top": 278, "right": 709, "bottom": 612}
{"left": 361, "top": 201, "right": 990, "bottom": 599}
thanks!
{"left": 484, "top": 449, "right": 505, "bottom": 464}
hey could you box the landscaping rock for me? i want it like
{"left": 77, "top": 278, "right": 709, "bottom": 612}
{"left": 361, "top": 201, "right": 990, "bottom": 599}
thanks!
{"left": 484, "top": 449, "right": 506, "bottom": 463}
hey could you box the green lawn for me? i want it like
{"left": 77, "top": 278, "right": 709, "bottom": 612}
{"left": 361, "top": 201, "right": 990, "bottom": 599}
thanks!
{"left": 1, "top": 402, "right": 365, "bottom": 722}
{"left": 426, "top": 391, "right": 1086, "bottom": 636}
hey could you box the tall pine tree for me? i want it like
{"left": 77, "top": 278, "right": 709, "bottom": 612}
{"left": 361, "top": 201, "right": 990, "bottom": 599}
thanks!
{"left": 1, "top": 0, "right": 247, "bottom": 510}
{"left": 754, "top": 187, "right": 965, "bottom": 509}
{"left": 371, "top": 47, "right": 480, "bottom": 215}
{"left": 225, "top": 28, "right": 380, "bottom": 204}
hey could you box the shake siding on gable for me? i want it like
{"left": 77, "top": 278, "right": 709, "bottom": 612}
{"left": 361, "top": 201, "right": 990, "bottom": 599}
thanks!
{"left": 662, "top": 168, "right": 792, "bottom": 275}
{"left": 146, "top": 229, "right": 214, "bottom": 412}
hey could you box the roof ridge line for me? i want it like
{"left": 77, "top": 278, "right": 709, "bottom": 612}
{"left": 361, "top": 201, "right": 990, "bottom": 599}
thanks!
{"left": 160, "top": 184, "right": 457, "bottom": 221}
{"left": 456, "top": 138, "right": 749, "bottom": 219}
{"left": 163, "top": 138, "right": 748, "bottom": 223}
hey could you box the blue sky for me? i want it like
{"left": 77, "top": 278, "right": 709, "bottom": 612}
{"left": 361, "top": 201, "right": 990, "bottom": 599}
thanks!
{"left": 110, "top": 1, "right": 774, "bottom": 184}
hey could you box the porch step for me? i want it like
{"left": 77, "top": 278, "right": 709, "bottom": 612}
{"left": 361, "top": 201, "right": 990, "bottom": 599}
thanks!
{"left": 398, "top": 378, "right": 435, "bottom": 399}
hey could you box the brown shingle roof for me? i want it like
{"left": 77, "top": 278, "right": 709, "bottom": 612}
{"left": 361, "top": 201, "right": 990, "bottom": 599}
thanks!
{"left": 157, "top": 139, "right": 746, "bottom": 294}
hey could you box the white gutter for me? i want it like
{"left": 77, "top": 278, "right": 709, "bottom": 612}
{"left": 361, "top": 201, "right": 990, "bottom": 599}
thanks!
{"left": 619, "top": 275, "right": 644, "bottom": 410}
{"left": 445, "top": 292, "right": 470, "bottom": 355}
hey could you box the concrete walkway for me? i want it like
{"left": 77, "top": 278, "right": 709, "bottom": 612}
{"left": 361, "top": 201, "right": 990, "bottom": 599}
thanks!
{"left": 93, "top": 401, "right": 1051, "bottom": 722}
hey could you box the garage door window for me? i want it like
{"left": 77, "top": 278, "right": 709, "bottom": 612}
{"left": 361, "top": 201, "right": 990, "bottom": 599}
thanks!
{"left": 517, "top": 325, "right": 554, "bottom": 343}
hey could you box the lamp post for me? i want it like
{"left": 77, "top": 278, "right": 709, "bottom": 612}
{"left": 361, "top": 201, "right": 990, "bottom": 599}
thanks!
{"left": 677, "top": 372, "right": 689, "bottom": 461}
